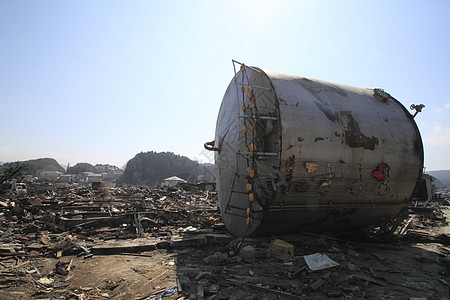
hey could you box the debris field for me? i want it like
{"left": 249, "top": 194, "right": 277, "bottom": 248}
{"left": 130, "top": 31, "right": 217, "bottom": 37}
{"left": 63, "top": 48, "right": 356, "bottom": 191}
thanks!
{"left": 1, "top": 182, "right": 449, "bottom": 299}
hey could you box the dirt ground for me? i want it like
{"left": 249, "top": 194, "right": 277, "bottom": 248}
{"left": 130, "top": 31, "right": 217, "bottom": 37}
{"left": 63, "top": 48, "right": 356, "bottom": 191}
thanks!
{"left": 1, "top": 214, "right": 449, "bottom": 300}
{"left": 0, "top": 250, "right": 177, "bottom": 299}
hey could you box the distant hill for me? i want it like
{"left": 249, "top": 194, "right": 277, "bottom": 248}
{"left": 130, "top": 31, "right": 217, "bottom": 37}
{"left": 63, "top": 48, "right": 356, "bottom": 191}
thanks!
{"left": 67, "top": 162, "right": 95, "bottom": 174}
{"left": 0, "top": 158, "right": 65, "bottom": 176}
{"left": 426, "top": 170, "right": 450, "bottom": 187}
{"left": 119, "top": 151, "right": 214, "bottom": 186}
{"left": 68, "top": 163, "right": 122, "bottom": 174}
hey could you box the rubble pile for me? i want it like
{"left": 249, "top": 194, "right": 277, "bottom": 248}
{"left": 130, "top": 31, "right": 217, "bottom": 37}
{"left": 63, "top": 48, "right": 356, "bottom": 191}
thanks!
{"left": 0, "top": 183, "right": 449, "bottom": 299}
{"left": 1, "top": 183, "right": 221, "bottom": 240}
{"left": 395, "top": 199, "right": 450, "bottom": 245}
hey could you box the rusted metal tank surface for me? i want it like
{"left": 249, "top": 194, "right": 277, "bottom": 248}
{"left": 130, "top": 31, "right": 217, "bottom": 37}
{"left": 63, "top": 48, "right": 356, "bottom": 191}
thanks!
{"left": 212, "top": 63, "right": 424, "bottom": 237}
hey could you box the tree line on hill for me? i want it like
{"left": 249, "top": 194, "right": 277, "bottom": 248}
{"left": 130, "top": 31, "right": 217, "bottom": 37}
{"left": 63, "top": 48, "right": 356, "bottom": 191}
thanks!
{"left": 0, "top": 158, "right": 64, "bottom": 186}
{"left": 0, "top": 152, "right": 214, "bottom": 186}
{"left": 67, "top": 163, "right": 122, "bottom": 174}
{"left": 118, "top": 151, "right": 214, "bottom": 186}
{"left": 0, "top": 158, "right": 64, "bottom": 177}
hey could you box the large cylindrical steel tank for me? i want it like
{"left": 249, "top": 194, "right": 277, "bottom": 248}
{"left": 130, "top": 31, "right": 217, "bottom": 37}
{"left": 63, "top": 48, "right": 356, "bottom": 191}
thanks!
{"left": 213, "top": 63, "right": 423, "bottom": 237}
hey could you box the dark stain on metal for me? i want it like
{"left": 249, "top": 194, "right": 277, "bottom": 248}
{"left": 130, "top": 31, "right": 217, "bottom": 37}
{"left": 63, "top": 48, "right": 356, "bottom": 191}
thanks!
{"left": 314, "top": 101, "right": 340, "bottom": 122}
{"left": 330, "top": 86, "right": 348, "bottom": 97}
{"left": 313, "top": 105, "right": 379, "bottom": 150}
{"left": 297, "top": 78, "right": 347, "bottom": 123}
{"left": 314, "top": 137, "right": 325, "bottom": 142}
{"left": 327, "top": 208, "right": 358, "bottom": 218}
{"left": 331, "top": 86, "right": 347, "bottom": 97}
{"left": 335, "top": 131, "right": 341, "bottom": 137}
{"left": 313, "top": 99, "right": 380, "bottom": 151}
{"left": 319, "top": 189, "right": 329, "bottom": 197}
{"left": 278, "top": 97, "right": 288, "bottom": 105}
{"left": 313, "top": 208, "right": 358, "bottom": 225}
{"left": 297, "top": 78, "right": 348, "bottom": 97}
{"left": 298, "top": 137, "right": 304, "bottom": 142}
{"left": 294, "top": 181, "right": 308, "bottom": 193}
{"left": 342, "top": 112, "right": 379, "bottom": 150}
{"left": 286, "top": 145, "right": 293, "bottom": 150}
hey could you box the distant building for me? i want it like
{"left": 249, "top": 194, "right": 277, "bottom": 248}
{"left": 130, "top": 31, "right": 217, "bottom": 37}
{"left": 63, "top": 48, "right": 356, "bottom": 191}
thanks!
{"left": 102, "top": 172, "right": 119, "bottom": 181}
{"left": 86, "top": 174, "right": 102, "bottom": 183}
{"left": 161, "top": 176, "right": 186, "bottom": 187}
{"left": 58, "top": 174, "right": 76, "bottom": 182}
{"left": 75, "top": 172, "right": 102, "bottom": 183}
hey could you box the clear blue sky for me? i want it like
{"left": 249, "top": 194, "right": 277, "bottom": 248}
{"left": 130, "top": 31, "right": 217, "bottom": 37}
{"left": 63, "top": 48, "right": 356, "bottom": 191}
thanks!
{"left": 1, "top": 0, "right": 449, "bottom": 170}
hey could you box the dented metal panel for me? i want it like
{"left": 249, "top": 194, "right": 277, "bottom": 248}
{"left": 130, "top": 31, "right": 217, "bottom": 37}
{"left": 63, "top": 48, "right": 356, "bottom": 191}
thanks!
{"left": 214, "top": 63, "right": 423, "bottom": 237}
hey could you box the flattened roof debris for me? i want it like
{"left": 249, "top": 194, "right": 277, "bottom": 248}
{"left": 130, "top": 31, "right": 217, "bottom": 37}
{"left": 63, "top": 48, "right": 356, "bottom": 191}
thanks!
{"left": 162, "top": 176, "right": 186, "bottom": 181}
